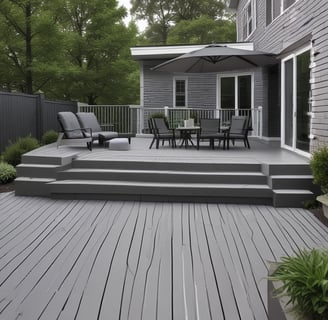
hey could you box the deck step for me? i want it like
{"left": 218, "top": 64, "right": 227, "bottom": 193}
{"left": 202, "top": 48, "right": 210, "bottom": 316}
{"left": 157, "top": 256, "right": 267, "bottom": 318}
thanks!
{"left": 16, "top": 163, "right": 71, "bottom": 179}
{"left": 269, "top": 175, "right": 314, "bottom": 189}
{"left": 273, "top": 189, "right": 315, "bottom": 207}
{"left": 57, "top": 168, "right": 267, "bottom": 184}
{"left": 15, "top": 177, "right": 54, "bottom": 196}
{"left": 49, "top": 180, "right": 273, "bottom": 204}
{"left": 72, "top": 159, "right": 263, "bottom": 172}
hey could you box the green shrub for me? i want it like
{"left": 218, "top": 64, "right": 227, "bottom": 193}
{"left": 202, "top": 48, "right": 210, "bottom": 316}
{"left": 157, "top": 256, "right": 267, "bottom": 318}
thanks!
{"left": 269, "top": 249, "right": 328, "bottom": 319}
{"left": 3, "top": 135, "right": 40, "bottom": 166}
{"left": 0, "top": 162, "right": 16, "bottom": 183}
{"left": 310, "top": 146, "right": 328, "bottom": 193}
{"left": 41, "top": 130, "right": 58, "bottom": 145}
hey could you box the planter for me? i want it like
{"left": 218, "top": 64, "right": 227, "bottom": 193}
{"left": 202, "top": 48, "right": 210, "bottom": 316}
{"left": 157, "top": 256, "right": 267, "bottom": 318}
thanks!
{"left": 316, "top": 194, "right": 328, "bottom": 219}
{"left": 268, "top": 264, "right": 310, "bottom": 320}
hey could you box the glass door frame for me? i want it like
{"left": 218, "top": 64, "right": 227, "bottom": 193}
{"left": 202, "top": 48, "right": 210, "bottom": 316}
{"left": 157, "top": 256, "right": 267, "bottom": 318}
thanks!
{"left": 281, "top": 45, "right": 311, "bottom": 157}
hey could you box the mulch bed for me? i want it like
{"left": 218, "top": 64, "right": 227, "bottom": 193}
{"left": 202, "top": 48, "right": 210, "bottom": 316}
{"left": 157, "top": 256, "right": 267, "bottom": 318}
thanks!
{"left": 0, "top": 181, "right": 15, "bottom": 193}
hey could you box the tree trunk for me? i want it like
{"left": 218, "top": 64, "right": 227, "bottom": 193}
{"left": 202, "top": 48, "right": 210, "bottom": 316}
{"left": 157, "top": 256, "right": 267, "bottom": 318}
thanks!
{"left": 25, "top": 1, "right": 33, "bottom": 94}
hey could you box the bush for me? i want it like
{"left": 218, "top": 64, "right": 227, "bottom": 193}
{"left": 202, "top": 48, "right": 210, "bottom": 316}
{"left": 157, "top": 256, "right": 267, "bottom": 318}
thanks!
{"left": 3, "top": 135, "right": 40, "bottom": 166}
{"left": 310, "top": 146, "right": 328, "bottom": 193}
{"left": 41, "top": 130, "right": 58, "bottom": 145}
{"left": 0, "top": 162, "right": 16, "bottom": 183}
{"left": 270, "top": 249, "right": 328, "bottom": 319}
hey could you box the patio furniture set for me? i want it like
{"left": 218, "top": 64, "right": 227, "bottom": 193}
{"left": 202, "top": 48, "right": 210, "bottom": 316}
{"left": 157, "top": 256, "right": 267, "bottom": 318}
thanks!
{"left": 56, "top": 111, "right": 250, "bottom": 151}
{"left": 149, "top": 116, "right": 251, "bottom": 150}
{"left": 57, "top": 111, "right": 135, "bottom": 151}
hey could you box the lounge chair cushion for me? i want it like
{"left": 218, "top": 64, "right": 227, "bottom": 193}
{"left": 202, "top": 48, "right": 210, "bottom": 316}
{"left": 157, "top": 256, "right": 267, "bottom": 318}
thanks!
{"left": 76, "top": 112, "right": 118, "bottom": 143}
{"left": 98, "top": 131, "right": 119, "bottom": 140}
{"left": 58, "top": 112, "right": 85, "bottom": 139}
{"left": 76, "top": 112, "right": 102, "bottom": 132}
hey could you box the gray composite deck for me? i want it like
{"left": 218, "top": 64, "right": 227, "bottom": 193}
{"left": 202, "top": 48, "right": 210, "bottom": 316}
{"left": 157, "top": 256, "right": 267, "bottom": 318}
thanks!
{"left": 15, "top": 137, "right": 318, "bottom": 206}
{"left": 0, "top": 192, "right": 327, "bottom": 320}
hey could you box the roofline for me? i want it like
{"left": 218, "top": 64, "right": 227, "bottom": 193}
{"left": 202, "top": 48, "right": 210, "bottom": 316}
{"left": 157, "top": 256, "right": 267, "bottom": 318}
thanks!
{"left": 130, "top": 42, "right": 254, "bottom": 60}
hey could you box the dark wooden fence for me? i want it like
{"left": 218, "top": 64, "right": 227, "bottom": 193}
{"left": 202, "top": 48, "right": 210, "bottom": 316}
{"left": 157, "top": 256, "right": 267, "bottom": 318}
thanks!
{"left": 0, "top": 92, "right": 77, "bottom": 153}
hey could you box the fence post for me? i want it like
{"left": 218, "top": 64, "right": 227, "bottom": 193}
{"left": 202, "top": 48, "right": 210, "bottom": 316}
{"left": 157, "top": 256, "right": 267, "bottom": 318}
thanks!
{"left": 36, "top": 93, "right": 45, "bottom": 140}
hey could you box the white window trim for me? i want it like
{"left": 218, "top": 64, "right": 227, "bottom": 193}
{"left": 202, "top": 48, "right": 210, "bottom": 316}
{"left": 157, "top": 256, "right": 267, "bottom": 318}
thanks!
{"left": 173, "top": 76, "right": 188, "bottom": 108}
{"left": 280, "top": 44, "right": 312, "bottom": 157}
{"left": 243, "top": 0, "right": 256, "bottom": 40}
{"left": 216, "top": 72, "right": 254, "bottom": 110}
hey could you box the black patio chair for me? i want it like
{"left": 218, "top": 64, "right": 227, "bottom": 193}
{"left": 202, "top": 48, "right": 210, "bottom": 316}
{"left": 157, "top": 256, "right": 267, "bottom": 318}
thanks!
{"left": 148, "top": 118, "right": 157, "bottom": 149}
{"left": 152, "top": 117, "right": 176, "bottom": 149}
{"left": 76, "top": 112, "right": 118, "bottom": 145}
{"left": 226, "top": 115, "right": 250, "bottom": 149}
{"left": 197, "top": 118, "right": 226, "bottom": 150}
{"left": 57, "top": 112, "right": 93, "bottom": 150}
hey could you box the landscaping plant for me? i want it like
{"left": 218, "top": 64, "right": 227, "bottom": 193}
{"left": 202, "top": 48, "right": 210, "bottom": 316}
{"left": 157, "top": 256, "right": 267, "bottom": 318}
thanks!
{"left": 0, "top": 162, "right": 16, "bottom": 183}
{"left": 3, "top": 135, "right": 40, "bottom": 166}
{"left": 41, "top": 130, "right": 58, "bottom": 145}
{"left": 269, "top": 249, "right": 328, "bottom": 320}
{"left": 310, "top": 146, "right": 328, "bottom": 193}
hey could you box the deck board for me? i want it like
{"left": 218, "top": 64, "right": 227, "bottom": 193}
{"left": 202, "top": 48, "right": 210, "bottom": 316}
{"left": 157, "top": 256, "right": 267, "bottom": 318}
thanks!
{"left": 0, "top": 193, "right": 327, "bottom": 319}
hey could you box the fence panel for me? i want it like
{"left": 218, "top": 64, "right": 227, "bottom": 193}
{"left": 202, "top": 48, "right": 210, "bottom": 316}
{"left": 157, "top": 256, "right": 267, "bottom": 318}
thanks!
{"left": 43, "top": 99, "right": 77, "bottom": 133}
{"left": 0, "top": 92, "right": 78, "bottom": 153}
{"left": 0, "top": 92, "right": 38, "bottom": 153}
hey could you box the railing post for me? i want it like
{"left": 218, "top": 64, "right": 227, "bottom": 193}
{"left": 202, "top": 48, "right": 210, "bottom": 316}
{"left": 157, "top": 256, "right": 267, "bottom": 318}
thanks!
{"left": 258, "top": 106, "right": 263, "bottom": 138}
{"left": 138, "top": 105, "right": 144, "bottom": 134}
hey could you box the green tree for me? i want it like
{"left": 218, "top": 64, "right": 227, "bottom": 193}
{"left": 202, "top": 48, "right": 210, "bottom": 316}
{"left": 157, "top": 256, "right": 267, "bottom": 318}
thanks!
{"left": 55, "top": 0, "right": 139, "bottom": 104}
{"left": 167, "top": 15, "right": 236, "bottom": 44}
{"left": 131, "top": 0, "right": 232, "bottom": 45}
{"left": 0, "top": 0, "right": 65, "bottom": 94}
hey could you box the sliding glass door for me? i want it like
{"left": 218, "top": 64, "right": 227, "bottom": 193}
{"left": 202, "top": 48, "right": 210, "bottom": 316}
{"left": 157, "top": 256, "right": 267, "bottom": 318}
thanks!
{"left": 282, "top": 47, "right": 311, "bottom": 154}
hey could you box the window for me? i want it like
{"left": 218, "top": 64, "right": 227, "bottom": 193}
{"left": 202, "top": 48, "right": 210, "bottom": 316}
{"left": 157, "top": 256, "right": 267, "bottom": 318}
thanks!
{"left": 174, "top": 78, "right": 187, "bottom": 107}
{"left": 243, "top": 0, "right": 256, "bottom": 40}
{"left": 219, "top": 74, "right": 253, "bottom": 110}
{"left": 266, "top": 0, "right": 297, "bottom": 25}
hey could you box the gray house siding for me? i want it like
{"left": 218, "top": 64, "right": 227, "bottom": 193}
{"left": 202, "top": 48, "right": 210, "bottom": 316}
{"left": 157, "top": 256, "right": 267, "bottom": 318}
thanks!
{"left": 235, "top": 0, "right": 328, "bottom": 149}
{"left": 142, "top": 60, "right": 272, "bottom": 136}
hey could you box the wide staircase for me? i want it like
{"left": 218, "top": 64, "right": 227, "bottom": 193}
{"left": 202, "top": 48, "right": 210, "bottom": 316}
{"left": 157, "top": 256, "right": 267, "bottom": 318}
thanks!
{"left": 15, "top": 149, "right": 318, "bottom": 207}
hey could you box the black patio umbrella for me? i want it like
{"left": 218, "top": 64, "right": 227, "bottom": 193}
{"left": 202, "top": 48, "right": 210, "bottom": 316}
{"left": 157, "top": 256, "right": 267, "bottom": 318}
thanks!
{"left": 152, "top": 44, "right": 278, "bottom": 73}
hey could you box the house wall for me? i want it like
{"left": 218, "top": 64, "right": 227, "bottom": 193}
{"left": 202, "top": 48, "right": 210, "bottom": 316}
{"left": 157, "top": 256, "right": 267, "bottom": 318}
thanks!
{"left": 142, "top": 60, "right": 271, "bottom": 136}
{"left": 235, "top": 0, "right": 328, "bottom": 149}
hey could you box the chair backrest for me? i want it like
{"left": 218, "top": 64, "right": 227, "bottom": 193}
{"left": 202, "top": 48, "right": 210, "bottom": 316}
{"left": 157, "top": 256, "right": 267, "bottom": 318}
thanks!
{"left": 148, "top": 118, "right": 156, "bottom": 135}
{"left": 153, "top": 118, "right": 170, "bottom": 134}
{"left": 200, "top": 118, "right": 220, "bottom": 134}
{"left": 229, "top": 116, "right": 247, "bottom": 135}
{"left": 76, "top": 112, "right": 102, "bottom": 133}
{"left": 57, "top": 112, "right": 84, "bottom": 139}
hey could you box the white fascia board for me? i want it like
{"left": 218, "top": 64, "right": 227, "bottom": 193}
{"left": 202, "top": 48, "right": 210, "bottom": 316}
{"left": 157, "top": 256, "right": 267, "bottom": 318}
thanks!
{"left": 131, "top": 42, "right": 254, "bottom": 60}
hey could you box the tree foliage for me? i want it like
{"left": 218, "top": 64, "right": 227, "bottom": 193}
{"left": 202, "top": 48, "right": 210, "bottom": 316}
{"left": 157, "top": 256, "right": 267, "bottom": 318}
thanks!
{"left": 0, "top": 0, "right": 140, "bottom": 104}
{"left": 132, "top": 0, "right": 234, "bottom": 45}
{"left": 0, "top": 0, "right": 65, "bottom": 93}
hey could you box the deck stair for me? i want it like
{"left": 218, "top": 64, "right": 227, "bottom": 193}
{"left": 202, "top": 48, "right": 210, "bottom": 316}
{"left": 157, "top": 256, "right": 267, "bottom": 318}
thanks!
{"left": 15, "top": 151, "right": 317, "bottom": 207}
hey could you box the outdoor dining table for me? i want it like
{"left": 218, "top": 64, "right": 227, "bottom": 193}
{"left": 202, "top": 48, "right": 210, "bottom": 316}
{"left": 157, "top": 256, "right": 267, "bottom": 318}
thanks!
{"left": 175, "top": 126, "right": 200, "bottom": 148}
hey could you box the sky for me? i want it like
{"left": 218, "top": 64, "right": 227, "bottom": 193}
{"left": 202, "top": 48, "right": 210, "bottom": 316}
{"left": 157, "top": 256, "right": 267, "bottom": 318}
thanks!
{"left": 117, "top": 0, "right": 148, "bottom": 31}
